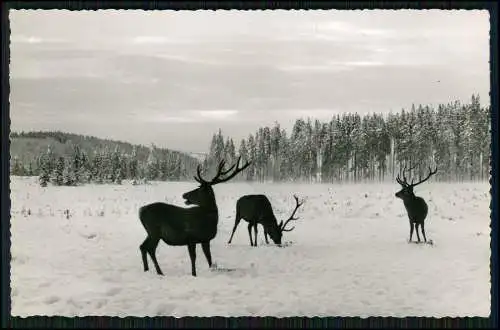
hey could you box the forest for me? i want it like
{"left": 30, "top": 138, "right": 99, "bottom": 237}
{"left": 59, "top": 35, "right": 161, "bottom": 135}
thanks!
{"left": 9, "top": 131, "right": 200, "bottom": 186}
{"left": 9, "top": 94, "right": 491, "bottom": 186}
{"left": 203, "top": 94, "right": 490, "bottom": 183}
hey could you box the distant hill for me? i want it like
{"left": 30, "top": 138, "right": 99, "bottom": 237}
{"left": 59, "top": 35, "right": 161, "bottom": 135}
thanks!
{"left": 9, "top": 130, "right": 201, "bottom": 172}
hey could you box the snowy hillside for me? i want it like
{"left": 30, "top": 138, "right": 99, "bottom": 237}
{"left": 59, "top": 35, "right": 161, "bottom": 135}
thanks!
{"left": 10, "top": 177, "right": 491, "bottom": 317}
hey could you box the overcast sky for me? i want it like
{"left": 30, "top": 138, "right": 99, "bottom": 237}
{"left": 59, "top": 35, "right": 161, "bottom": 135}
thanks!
{"left": 9, "top": 9, "right": 490, "bottom": 153}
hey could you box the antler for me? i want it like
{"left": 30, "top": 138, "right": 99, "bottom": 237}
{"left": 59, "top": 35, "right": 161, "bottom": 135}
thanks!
{"left": 396, "top": 161, "right": 418, "bottom": 187}
{"left": 194, "top": 165, "right": 208, "bottom": 185}
{"left": 208, "top": 156, "right": 251, "bottom": 185}
{"left": 409, "top": 166, "right": 438, "bottom": 187}
{"left": 396, "top": 162, "right": 437, "bottom": 188}
{"left": 280, "top": 195, "right": 304, "bottom": 232}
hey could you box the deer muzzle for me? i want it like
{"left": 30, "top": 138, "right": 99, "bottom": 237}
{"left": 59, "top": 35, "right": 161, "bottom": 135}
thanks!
{"left": 182, "top": 193, "right": 192, "bottom": 205}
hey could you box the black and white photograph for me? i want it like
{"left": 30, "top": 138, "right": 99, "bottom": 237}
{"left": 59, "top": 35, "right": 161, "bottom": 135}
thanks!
{"left": 7, "top": 8, "right": 492, "bottom": 317}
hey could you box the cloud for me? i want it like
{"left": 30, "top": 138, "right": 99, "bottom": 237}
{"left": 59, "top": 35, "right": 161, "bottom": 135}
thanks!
{"left": 197, "top": 110, "right": 239, "bottom": 120}
{"left": 11, "top": 35, "right": 68, "bottom": 44}
{"left": 278, "top": 60, "right": 384, "bottom": 73}
{"left": 131, "top": 36, "right": 171, "bottom": 44}
{"left": 137, "top": 110, "right": 238, "bottom": 124}
{"left": 154, "top": 54, "right": 230, "bottom": 66}
{"left": 278, "top": 64, "right": 350, "bottom": 73}
{"left": 343, "top": 61, "right": 385, "bottom": 67}
{"left": 9, "top": 10, "right": 489, "bottom": 153}
{"left": 11, "top": 35, "right": 43, "bottom": 44}
{"left": 140, "top": 115, "right": 196, "bottom": 123}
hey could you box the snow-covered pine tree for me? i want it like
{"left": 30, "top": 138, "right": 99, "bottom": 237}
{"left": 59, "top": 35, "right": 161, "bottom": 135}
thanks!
{"left": 129, "top": 146, "right": 139, "bottom": 184}
{"left": 79, "top": 150, "right": 91, "bottom": 184}
{"left": 38, "top": 153, "right": 50, "bottom": 187}
{"left": 172, "top": 153, "right": 182, "bottom": 180}
{"left": 247, "top": 134, "right": 257, "bottom": 181}
{"left": 111, "top": 146, "right": 122, "bottom": 184}
{"left": 214, "top": 130, "right": 225, "bottom": 174}
{"left": 279, "top": 128, "right": 292, "bottom": 181}
{"left": 91, "top": 150, "right": 103, "bottom": 184}
{"left": 374, "top": 114, "right": 391, "bottom": 181}
{"left": 290, "top": 119, "right": 307, "bottom": 181}
{"left": 145, "top": 144, "right": 160, "bottom": 181}
{"left": 254, "top": 128, "right": 264, "bottom": 181}
{"left": 270, "top": 122, "right": 282, "bottom": 182}
{"left": 238, "top": 139, "right": 249, "bottom": 181}
{"left": 466, "top": 94, "right": 487, "bottom": 181}
{"left": 322, "top": 117, "right": 337, "bottom": 182}
{"left": 63, "top": 157, "right": 77, "bottom": 186}
{"left": 10, "top": 156, "right": 24, "bottom": 176}
{"left": 478, "top": 103, "right": 491, "bottom": 180}
{"left": 448, "top": 101, "right": 467, "bottom": 181}
{"left": 115, "top": 165, "right": 123, "bottom": 185}
{"left": 158, "top": 157, "right": 168, "bottom": 181}
{"left": 26, "top": 161, "right": 34, "bottom": 176}
{"left": 223, "top": 137, "right": 236, "bottom": 167}
{"left": 101, "top": 147, "right": 113, "bottom": 183}
{"left": 71, "top": 144, "right": 82, "bottom": 184}
{"left": 51, "top": 156, "right": 65, "bottom": 186}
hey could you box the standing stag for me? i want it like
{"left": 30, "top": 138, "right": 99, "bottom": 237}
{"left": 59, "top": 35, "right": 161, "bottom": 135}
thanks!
{"left": 395, "top": 164, "right": 438, "bottom": 243}
{"left": 227, "top": 194, "right": 304, "bottom": 246}
{"left": 139, "top": 157, "right": 250, "bottom": 277}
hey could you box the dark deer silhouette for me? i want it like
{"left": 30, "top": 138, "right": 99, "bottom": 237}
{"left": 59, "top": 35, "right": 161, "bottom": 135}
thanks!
{"left": 139, "top": 157, "right": 250, "bottom": 277}
{"left": 227, "top": 194, "right": 304, "bottom": 246}
{"left": 395, "top": 164, "right": 438, "bottom": 243}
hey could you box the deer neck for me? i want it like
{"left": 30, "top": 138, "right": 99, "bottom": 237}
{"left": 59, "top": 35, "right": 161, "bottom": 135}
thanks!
{"left": 268, "top": 215, "right": 280, "bottom": 230}
{"left": 201, "top": 202, "right": 219, "bottom": 220}
{"left": 403, "top": 194, "right": 419, "bottom": 205}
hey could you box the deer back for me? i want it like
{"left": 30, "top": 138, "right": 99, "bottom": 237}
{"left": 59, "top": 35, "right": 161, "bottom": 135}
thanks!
{"left": 139, "top": 202, "right": 218, "bottom": 244}
{"left": 237, "top": 195, "right": 280, "bottom": 229}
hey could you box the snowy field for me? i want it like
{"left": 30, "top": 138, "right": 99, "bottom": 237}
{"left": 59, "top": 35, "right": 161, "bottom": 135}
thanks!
{"left": 10, "top": 176, "right": 491, "bottom": 317}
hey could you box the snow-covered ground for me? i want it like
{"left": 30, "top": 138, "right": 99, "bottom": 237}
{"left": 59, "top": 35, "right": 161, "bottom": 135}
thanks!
{"left": 10, "top": 176, "right": 491, "bottom": 317}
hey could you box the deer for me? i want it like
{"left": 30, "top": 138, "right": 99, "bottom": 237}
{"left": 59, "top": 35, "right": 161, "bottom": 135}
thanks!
{"left": 227, "top": 194, "right": 304, "bottom": 247}
{"left": 395, "top": 164, "right": 438, "bottom": 244}
{"left": 139, "top": 157, "right": 250, "bottom": 277}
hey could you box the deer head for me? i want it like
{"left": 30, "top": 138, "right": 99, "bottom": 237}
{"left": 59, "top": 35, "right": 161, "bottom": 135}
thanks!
{"left": 395, "top": 164, "right": 437, "bottom": 200}
{"left": 182, "top": 157, "right": 250, "bottom": 208}
{"left": 267, "top": 195, "right": 304, "bottom": 245}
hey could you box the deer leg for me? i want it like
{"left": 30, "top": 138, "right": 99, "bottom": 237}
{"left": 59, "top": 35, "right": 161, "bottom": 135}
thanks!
{"left": 247, "top": 223, "right": 254, "bottom": 246}
{"left": 201, "top": 241, "right": 212, "bottom": 268}
{"left": 264, "top": 228, "right": 269, "bottom": 244}
{"left": 409, "top": 222, "right": 414, "bottom": 243}
{"left": 253, "top": 224, "right": 259, "bottom": 247}
{"left": 415, "top": 223, "right": 421, "bottom": 242}
{"left": 148, "top": 237, "right": 164, "bottom": 276}
{"left": 187, "top": 243, "right": 197, "bottom": 277}
{"left": 228, "top": 217, "right": 241, "bottom": 244}
{"left": 421, "top": 222, "right": 427, "bottom": 242}
{"left": 139, "top": 237, "right": 150, "bottom": 272}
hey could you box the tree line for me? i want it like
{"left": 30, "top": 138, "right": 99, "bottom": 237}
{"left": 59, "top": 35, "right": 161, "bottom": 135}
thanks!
{"left": 204, "top": 94, "right": 490, "bottom": 183}
{"left": 10, "top": 139, "right": 200, "bottom": 186}
{"left": 10, "top": 94, "right": 491, "bottom": 185}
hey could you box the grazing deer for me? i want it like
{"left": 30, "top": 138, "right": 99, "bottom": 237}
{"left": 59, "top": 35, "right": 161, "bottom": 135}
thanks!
{"left": 395, "top": 164, "right": 438, "bottom": 243}
{"left": 139, "top": 157, "right": 250, "bottom": 277}
{"left": 227, "top": 194, "right": 304, "bottom": 246}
